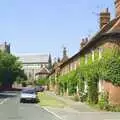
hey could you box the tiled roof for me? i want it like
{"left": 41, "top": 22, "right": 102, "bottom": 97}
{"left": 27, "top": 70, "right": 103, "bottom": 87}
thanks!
{"left": 36, "top": 67, "right": 49, "bottom": 75}
{"left": 18, "top": 54, "right": 49, "bottom": 63}
{"left": 50, "top": 16, "right": 120, "bottom": 71}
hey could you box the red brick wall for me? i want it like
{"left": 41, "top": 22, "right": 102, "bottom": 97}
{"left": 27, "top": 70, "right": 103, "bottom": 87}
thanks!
{"left": 103, "top": 81, "right": 120, "bottom": 105}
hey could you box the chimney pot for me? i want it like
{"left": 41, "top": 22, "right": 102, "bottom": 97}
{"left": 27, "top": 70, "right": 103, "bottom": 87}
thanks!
{"left": 99, "top": 8, "right": 110, "bottom": 29}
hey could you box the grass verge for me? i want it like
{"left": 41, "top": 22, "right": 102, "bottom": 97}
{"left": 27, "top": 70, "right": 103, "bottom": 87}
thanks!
{"left": 38, "top": 92, "right": 66, "bottom": 108}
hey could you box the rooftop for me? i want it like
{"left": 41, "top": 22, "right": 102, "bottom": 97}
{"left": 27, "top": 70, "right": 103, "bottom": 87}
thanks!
{"left": 18, "top": 54, "right": 49, "bottom": 64}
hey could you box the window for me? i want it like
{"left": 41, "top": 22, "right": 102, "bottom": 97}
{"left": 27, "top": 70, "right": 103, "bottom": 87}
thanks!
{"left": 85, "top": 54, "right": 88, "bottom": 64}
{"left": 91, "top": 50, "right": 94, "bottom": 62}
{"left": 74, "top": 62, "right": 77, "bottom": 70}
{"left": 70, "top": 63, "right": 73, "bottom": 71}
{"left": 99, "top": 47, "right": 103, "bottom": 59}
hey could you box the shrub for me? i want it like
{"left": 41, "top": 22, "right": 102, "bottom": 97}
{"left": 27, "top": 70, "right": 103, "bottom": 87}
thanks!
{"left": 113, "top": 105, "right": 120, "bottom": 112}
{"left": 21, "top": 81, "right": 27, "bottom": 87}
{"left": 79, "top": 92, "right": 88, "bottom": 102}
{"left": 73, "top": 94, "right": 80, "bottom": 102}
{"left": 36, "top": 78, "right": 48, "bottom": 86}
{"left": 98, "top": 92, "right": 109, "bottom": 110}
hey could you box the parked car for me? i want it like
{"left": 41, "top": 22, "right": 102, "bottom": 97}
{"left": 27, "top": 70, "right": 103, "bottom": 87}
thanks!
{"left": 35, "top": 86, "right": 44, "bottom": 92}
{"left": 20, "top": 88, "right": 38, "bottom": 103}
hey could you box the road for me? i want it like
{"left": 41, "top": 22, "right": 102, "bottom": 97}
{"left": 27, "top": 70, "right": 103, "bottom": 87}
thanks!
{"left": 1, "top": 91, "right": 120, "bottom": 120}
{"left": 0, "top": 91, "right": 61, "bottom": 120}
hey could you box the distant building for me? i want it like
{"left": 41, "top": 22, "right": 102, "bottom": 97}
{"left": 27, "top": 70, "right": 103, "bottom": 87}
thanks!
{"left": 18, "top": 54, "right": 50, "bottom": 81}
{"left": 0, "top": 42, "right": 10, "bottom": 53}
{"left": 35, "top": 67, "right": 49, "bottom": 80}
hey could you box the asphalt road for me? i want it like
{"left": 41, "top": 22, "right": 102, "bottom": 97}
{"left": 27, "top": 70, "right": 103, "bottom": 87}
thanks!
{"left": 0, "top": 91, "right": 61, "bottom": 120}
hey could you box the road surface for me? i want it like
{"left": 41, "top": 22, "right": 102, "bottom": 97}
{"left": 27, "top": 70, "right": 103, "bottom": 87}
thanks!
{"left": 0, "top": 91, "right": 61, "bottom": 120}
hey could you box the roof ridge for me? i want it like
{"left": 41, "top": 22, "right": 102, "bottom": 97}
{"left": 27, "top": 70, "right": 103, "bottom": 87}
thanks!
{"left": 54, "top": 16, "right": 120, "bottom": 69}
{"left": 107, "top": 17, "right": 120, "bottom": 33}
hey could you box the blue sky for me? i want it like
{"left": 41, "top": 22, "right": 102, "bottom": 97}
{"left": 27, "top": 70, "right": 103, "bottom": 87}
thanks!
{"left": 0, "top": 0, "right": 115, "bottom": 59}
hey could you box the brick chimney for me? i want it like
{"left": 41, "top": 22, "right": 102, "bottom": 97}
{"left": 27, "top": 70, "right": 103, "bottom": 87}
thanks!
{"left": 100, "top": 8, "right": 110, "bottom": 29}
{"left": 80, "top": 38, "right": 88, "bottom": 48}
{"left": 115, "top": 0, "right": 120, "bottom": 17}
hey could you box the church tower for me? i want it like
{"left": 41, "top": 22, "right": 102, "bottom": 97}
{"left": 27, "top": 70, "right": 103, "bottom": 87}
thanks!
{"left": 48, "top": 54, "right": 52, "bottom": 70}
{"left": 61, "top": 47, "right": 68, "bottom": 62}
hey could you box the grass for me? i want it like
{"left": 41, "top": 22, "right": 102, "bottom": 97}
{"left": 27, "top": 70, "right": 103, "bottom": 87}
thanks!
{"left": 38, "top": 92, "right": 66, "bottom": 108}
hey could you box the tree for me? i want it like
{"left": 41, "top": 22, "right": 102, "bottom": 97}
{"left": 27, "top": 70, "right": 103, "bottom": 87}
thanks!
{"left": 48, "top": 54, "right": 52, "bottom": 70}
{"left": 0, "top": 51, "right": 27, "bottom": 88}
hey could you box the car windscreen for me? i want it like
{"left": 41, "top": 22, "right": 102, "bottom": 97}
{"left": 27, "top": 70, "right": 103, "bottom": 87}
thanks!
{"left": 22, "top": 89, "right": 35, "bottom": 94}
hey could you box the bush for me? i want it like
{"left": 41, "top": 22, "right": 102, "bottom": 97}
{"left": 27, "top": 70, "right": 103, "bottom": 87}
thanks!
{"left": 80, "top": 92, "right": 88, "bottom": 102}
{"left": 87, "top": 78, "right": 98, "bottom": 104}
{"left": 98, "top": 92, "right": 109, "bottom": 110}
{"left": 36, "top": 78, "right": 48, "bottom": 86}
{"left": 73, "top": 94, "right": 80, "bottom": 102}
{"left": 22, "top": 81, "right": 27, "bottom": 87}
{"left": 112, "top": 105, "right": 120, "bottom": 112}
{"left": 68, "top": 84, "right": 76, "bottom": 95}
{"left": 98, "top": 92, "right": 120, "bottom": 111}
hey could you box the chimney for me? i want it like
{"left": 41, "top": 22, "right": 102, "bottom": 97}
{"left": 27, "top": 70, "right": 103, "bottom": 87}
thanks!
{"left": 80, "top": 38, "right": 88, "bottom": 49}
{"left": 115, "top": 0, "right": 120, "bottom": 17}
{"left": 80, "top": 38, "right": 85, "bottom": 48}
{"left": 85, "top": 37, "right": 88, "bottom": 43}
{"left": 63, "top": 47, "right": 67, "bottom": 58}
{"left": 99, "top": 8, "right": 110, "bottom": 29}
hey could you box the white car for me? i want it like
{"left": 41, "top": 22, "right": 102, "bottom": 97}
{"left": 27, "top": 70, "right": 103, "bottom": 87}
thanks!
{"left": 20, "top": 88, "right": 38, "bottom": 103}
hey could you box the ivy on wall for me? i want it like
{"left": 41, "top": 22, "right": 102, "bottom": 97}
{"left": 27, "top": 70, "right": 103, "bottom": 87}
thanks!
{"left": 49, "top": 45, "right": 120, "bottom": 105}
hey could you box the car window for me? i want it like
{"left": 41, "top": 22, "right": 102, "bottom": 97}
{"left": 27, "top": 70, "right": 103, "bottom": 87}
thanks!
{"left": 22, "top": 89, "right": 35, "bottom": 94}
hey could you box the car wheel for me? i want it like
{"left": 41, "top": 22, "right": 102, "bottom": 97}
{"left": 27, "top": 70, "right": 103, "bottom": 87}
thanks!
{"left": 20, "top": 99, "right": 22, "bottom": 103}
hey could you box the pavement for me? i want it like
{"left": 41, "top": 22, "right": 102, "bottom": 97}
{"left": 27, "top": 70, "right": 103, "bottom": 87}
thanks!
{"left": 44, "top": 91, "right": 120, "bottom": 120}
{"left": 0, "top": 91, "right": 61, "bottom": 120}
{"left": 46, "top": 91, "right": 96, "bottom": 112}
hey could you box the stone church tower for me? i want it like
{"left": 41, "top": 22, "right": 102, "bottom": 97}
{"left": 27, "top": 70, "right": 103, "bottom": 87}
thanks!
{"left": 61, "top": 47, "right": 68, "bottom": 62}
{"left": 48, "top": 54, "right": 52, "bottom": 70}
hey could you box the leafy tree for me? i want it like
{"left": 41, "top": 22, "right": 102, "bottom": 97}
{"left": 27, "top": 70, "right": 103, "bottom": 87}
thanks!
{"left": 0, "top": 52, "right": 27, "bottom": 88}
{"left": 36, "top": 78, "right": 48, "bottom": 86}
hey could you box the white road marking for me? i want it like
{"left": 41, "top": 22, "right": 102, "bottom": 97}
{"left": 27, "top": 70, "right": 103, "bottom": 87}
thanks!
{"left": 0, "top": 98, "right": 9, "bottom": 105}
{"left": 35, "top": 104, "right": 65, "bottom": 120}
{"left": 42, "top": 107, "right": 65, "bottom": 120}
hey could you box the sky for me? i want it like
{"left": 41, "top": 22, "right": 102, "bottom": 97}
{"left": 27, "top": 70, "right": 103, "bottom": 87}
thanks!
{"left": 0, "top": 0, "right": 115, "bottom": 59}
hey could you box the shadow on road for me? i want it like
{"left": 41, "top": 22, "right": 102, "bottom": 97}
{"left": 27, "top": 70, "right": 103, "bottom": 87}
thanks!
{"left": 0, "top": 93, "right": 17, "bottom": 99}
{"left": 0, "top": 88, "right": 21, "bottom": 91}
{"left": 0, "top": 88, "right": 20, "bottom": 99}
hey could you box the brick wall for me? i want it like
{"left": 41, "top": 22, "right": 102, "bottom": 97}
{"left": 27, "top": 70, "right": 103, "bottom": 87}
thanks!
{"left": 102, "top": 80, "right": 120, "bottom": 105}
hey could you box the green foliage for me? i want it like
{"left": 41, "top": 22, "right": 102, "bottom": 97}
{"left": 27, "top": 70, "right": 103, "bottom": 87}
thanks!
{"left": 80, "top": 56, "right": 85, "bottom": 65}
{"left": 98, "top": 92, "right": 109, "bottom": 110}
{"left": 0, "top": 52, "right": 26, "bottom": 87}
{"left": 109, "top": 105, "right": 120, "bottom": 112}
{"left": 78, "top": 62, "right": 100, "bottom": 104}
{"left": 51, "top": 45, "right": 120, "bottom": 109}
{"left": 58, "top": 74, "right": 69, "bottom": 95}
{"left": 80, "top": 92, "right": 88, "bottom": 102}
{"left": 36, "top": 78, "right": 48, "bottom": 86}
{"left": 103, "top": 55, "right": 120, "bottom": 86}
{"left": 58, "top": 70, "right": 77, "bottom": 95}
{"left": 50, "top": 76, "right": 56, "bottom": 86}
{"left": 94, "top": 49, "right": 99, "bottom": 61}
{"left": 98, "top": 92, "right": 120, "bottom": 112}
{"left": 21, "top": 81, "right": 27, "bottom": 87}
{"left": 73, "top": 94, "right": 80, "bottom": 102}
{"left": 79, "top": 79, "right": 84, "bottom": 93}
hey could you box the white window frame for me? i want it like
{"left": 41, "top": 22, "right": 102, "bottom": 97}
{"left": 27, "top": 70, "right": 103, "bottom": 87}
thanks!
{"left": 85, "top": 54, "right": 88, "bottom": 64}
{"left": 99, "top": 48, "right": 103, "bottom": 59}
{"left": 92, "top": 50, "right": 95, "bottom": 62}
